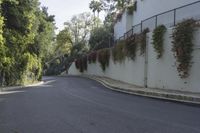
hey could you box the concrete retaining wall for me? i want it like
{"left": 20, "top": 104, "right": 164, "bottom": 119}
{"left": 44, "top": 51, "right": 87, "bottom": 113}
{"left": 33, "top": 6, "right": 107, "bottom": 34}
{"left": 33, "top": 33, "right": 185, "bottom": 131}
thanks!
{"left": 68, "top": 28, "right": 200, "bottom": 93}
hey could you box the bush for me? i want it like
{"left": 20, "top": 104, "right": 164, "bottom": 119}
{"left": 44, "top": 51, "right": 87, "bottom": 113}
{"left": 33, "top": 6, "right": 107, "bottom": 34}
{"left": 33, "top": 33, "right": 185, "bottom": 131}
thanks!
{"left": 125, "top": 34, "right": 138, "bottom": 60}
{"left": 75, "top": 56, "right": 87, "bottom": 73}
{"left": 112, "top": 40, "right": 126, "bottom": 63}
{"left": 88, "top": 51, "right": 97, "bottom": 64}
{"left": 75, "top": 59, "right": 80, "bottom": 69}
{"left": 82, "top": 56, "right": 87, "bottom": 72}
{"left": 138, "top": 28, "right": 149, "bottom": 55}
{"left": 98, "top": 48, "right": 110, "bottom": 71}
{"left": 152, "top": 25, "right": 167, "bottom": 59}
{"left": 172, "top": 19, "right": 196, "bottom": 78}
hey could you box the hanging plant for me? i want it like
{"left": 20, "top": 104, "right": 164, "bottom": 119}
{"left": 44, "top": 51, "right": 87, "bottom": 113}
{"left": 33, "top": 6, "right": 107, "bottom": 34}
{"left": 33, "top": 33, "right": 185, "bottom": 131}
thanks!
{"left": 98, "top": 48, "right": 110, "bottom": 71}
{"left": 127, "top": 1, "right": 137, "bottom": 15}
{"left": 116, "top": 12, "right": 123, "bottom": 22}
{"left": 152, "top": 25, "right": 167, "bottom": 59}
{"left": 125, "top": 34, "right": 138, "bottom": 60}
{"left": 75, "top": 59, "right": 80, "bottom": 69}
{"left": 82, "top": 56, "right": 88, "bottom": 72}
{"left": 138, "top": 28, "right": 149, "bottom": 55}
{"left": 172, "top": 19, "right": 196, "bottom": 78}
{"left": 112, "top": 40, "right": 126, "bottom": 63}
{"left": 75, "top": 56, "right": 88, "bottom": 73}
{"left": 88, "top": 51, "right": 97, "bottom": 64}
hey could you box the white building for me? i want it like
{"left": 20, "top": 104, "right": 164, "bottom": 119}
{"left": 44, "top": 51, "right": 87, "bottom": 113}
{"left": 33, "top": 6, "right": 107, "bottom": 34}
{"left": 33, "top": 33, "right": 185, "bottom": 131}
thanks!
{"left": 114, "top": 0, "right": 200, "bottom": 40}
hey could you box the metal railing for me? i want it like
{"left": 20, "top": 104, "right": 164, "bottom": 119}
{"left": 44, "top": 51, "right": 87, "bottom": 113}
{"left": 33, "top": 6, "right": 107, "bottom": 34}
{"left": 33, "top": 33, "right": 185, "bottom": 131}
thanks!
{"left": 116, "top": 0, "right": 200, "bottom": 43}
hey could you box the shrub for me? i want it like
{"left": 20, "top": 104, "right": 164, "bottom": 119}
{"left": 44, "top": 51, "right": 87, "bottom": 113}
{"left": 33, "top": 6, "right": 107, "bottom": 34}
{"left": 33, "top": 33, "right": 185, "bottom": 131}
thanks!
{"left": 75, "top": 59, "right": 80, "bottom": 69}
{"left": 88, "top": 51, "right": 97, "bottom": 64}
{"left": 75, "top": 56, "right": 88, "bottom": 73}
{"left": 138, "top": 28, "right": 149, "bottom": 55}
{"left": 125, "top": 34, "right": 138, "bottom": 60}
{"left": 98, "top": 48, "right": 110, "bottom": 71}
{"left": 152, "top": 25, "right": 167, "bottom": 59}
{"left": 172, "top": 19, "right": 196, "bottom": 78}
{"left": 112, "top": 40, "right": 126, "bottom": 63}
{"left": 127, "top": 1, "right": 137, "bottom": 14}
{"left": 82, "top": 56, "right": 87, "bottom": 72}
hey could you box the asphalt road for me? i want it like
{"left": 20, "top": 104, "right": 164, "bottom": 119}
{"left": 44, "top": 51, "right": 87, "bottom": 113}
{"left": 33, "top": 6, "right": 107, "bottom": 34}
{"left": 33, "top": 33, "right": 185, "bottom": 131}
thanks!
{"left": 0, "top": 76, "right": 200, "bottom": 133}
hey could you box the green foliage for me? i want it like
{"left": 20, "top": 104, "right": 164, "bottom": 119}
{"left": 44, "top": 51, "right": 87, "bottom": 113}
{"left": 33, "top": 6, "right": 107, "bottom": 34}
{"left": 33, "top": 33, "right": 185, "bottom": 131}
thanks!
{"left": 116, "top": 12, "right": 123, "bottom": 22}
{"left": 88, "top": 51, "right": 97, "bottom": 64}
{"left": 21, "top": 53, "right": 42, "bottom": 84}
{"left": 56, "top": 28, "right": 72, "bottom": 55}
{"left": 89, "top": 26, "right": 112, "bottom": 50}
{"left": 152, "top": 25, "right": 166, "bottom": 59}
{"left": 138, "top": 28, "right": 149, "bottom": 55}
{"left": 112, "top": 40, "right": 126, "bottom": 63}
{"left": 64, "top": 12, "right": 93, "bottom": 46}
{"left": 89, "top": 0, "right": 103, "bottom": 18}
{"left": 172, "top": 19, "right": 196, "bottom": 78}
{"left": 125, "top": 34, "right": 138, "bottom": 60}
{"left": 75, "top": 56, "right": 88, "bottom": 73}
{"left": 98, "top": 48, "right": 110, "bottom": 71}
{"left": 127, "top": 1, "right": 137, "bottom": 14}
{"left": 0, "top": 0, "right": 55, "bottom": 86}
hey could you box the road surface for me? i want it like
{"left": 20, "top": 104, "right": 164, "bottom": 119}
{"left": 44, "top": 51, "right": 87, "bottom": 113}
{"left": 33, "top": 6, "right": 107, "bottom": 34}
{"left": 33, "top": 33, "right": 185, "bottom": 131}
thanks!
{"left": 0, "top": 76, "right": 200, "bottom": 133}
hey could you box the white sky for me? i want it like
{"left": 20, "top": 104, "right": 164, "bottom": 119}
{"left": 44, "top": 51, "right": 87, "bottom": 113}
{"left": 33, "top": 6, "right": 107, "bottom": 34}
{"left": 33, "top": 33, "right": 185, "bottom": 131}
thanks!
{"left": 39, "top": 0, "right": 105, "bottom": 33}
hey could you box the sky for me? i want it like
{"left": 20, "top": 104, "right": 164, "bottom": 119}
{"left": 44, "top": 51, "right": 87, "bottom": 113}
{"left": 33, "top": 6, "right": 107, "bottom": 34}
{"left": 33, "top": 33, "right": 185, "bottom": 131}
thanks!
{"left": 39, "top": 0, "right": 105, "bottom": 33}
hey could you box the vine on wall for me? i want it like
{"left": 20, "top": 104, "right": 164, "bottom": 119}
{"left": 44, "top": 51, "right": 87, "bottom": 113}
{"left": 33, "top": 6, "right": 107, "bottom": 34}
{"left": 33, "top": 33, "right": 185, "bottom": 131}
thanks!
{"left": 138, "top": 28, "right": 149, "bottom": 55}
{"left": 152, "top": 25, "right": 167, "bottom": 59}
{"left": 125, "top": 34, "right": 138, "bottom": 60}
{"left": 112, "top": 40, "right": 126, "bottom": 63}
{"left": 172, "top": 19, "right": 196, "bottom": 78}
{"left": 98, "top": 48, "right": 110, "bottom": 71}
{"left": 127, "top": 1, "right": 137, "bottom": 15}
{"left": 88, "top": 51, "right": 97, "bottom": 64}
{"left": 75, "top": 56, "right": 88, "bottom": 73}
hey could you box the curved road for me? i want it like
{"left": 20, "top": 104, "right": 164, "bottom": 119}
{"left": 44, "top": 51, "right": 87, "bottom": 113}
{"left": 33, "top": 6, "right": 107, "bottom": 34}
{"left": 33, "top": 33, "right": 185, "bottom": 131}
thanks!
{"left": 0, "top": 76, "right": 200, "bottom": 133}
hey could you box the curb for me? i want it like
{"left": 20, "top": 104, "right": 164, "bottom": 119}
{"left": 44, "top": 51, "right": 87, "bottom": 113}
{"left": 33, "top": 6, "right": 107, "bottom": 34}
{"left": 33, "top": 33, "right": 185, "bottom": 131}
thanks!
{"left": 80, "top": 75, "right": 200, "bottom": 105}
{"left": 0, "top": 81, "right": 44, "bottom": 92}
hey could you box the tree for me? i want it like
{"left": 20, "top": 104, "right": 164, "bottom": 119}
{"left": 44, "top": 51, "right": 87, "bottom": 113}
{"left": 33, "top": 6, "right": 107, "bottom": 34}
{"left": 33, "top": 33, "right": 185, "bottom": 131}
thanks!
{"left": 0, "top": 0, "right": 56, "bottom": 85}
{"left": 89, "top": 0, "right": 103, "bottom": 28}
{"left": 30, "top": 7, "right": 56, "bottom": 62}
{"left": 89, "top": 0, "right": 103, "bottom": 18}
{"left": 101, "top": 0, "right": 133, "bottom": 12}
{"left": 56, "top": 28, "right": 72, "bottom": 56}
{"left": 64, "top": 12, "right": 93, "bottom": 46}
{"left": 89, "top": 26, "right": 113, "bottom": 51}
{"left": 89, "top": 0, "right": 97, "bottom": 17}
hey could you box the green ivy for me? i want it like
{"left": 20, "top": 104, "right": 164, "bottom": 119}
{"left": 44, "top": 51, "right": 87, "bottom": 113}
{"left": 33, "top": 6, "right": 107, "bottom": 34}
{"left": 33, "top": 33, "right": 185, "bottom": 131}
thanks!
{"left": 152, "top": 25, "right": 166, "bottom": 59}
{"left": 127, "top": 1, "right": 137, "bottom": 15}
{"left": 112, "top": 40, "right": 126, "bottom": 63}
{"left": 98, "top": 48, "right": 110, "bottom": 71}
{"left": 88, "top": 51, "right": 97, "bottom": 64}
{"left": 138, "top": 28, "right": 149, "bottom": 55}
{"left": 75, "top": 56, "right": 87, "bottom": 73}
{"left": 125, "top": 34, "right": 138, "bottom": 60}
{"left": 172, "top": 19, "right": 196, "bottom": 78}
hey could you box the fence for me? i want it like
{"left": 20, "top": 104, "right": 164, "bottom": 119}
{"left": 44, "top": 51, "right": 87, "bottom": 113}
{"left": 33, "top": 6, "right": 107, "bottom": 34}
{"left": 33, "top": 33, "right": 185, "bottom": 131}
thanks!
{"left": 117, "top": 0, "right": 200, "bottom": 42}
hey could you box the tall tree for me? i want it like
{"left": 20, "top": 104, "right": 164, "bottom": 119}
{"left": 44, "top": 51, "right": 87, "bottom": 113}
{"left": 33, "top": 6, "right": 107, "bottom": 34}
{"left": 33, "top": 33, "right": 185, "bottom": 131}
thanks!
{"left": 0, "top": 0, "right": 56, "bottom": 85}
{"left": 64, "top": 12, "right": 93, "bottom": 46}
{"left": 89, "top": 0, "right": 103, "bottom": 27}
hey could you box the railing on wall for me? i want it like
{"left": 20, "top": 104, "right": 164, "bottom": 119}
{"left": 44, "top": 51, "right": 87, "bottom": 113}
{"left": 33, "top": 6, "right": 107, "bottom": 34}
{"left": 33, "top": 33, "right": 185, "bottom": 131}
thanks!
{"left": 116, "top": 0, "right": 200, "bottom": 43}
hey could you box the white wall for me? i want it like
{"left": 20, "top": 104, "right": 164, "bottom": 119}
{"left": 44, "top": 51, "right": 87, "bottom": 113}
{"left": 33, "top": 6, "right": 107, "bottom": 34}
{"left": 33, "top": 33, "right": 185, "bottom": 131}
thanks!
{"left": 114, "top": 13, "right": 126, "bottom": 39}
{"left": 133, "top": 0, "right": 199, "bottom": 26}
{"left": 147, "top": 28, "right": 200, "bottom": 92}
{"left": 69, "top": 51, "right": 145, "bottom": 87}
{"left": 69, "top": 28, "right": 200, "bottom": 93}
{"left": 114, "top": 0, "right": 200, "bottom": 40}
{"left": 114, "top": 11, "right": 133, "bottom": 39}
